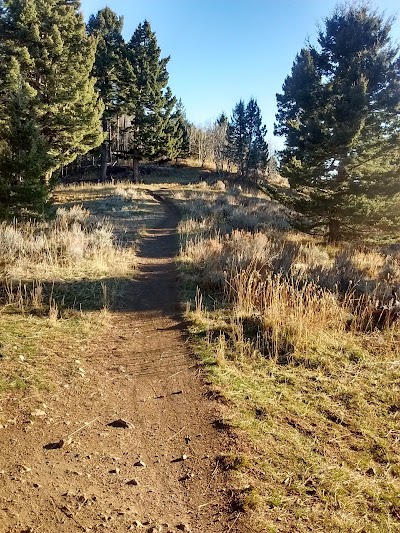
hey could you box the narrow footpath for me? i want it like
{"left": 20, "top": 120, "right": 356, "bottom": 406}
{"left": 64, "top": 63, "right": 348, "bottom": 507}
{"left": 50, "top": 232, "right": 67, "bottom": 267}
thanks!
{"left": 0, "top": 193, "right": 242, "bottom": 533}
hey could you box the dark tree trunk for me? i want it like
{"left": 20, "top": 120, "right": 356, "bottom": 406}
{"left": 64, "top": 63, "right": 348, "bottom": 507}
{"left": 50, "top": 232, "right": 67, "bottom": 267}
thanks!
{"left": 100, "top": 142, "right": 107, "bottom": 182}
{"left": 328, "top": 218, "right": 341, "bottom": 242}
{"left": 108, "top": 123, "right": 113, "bottom": 164}
{"left": 132, "top": 158, "right": 139, "bottom": 183}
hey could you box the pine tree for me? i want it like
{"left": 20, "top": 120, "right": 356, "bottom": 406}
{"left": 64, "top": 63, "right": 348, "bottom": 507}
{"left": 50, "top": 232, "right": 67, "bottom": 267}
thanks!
{"left": 0, "top": 0, "right": 104, "bottom": 188}
{"left": 169, "top": 98, "right": 190, "bottom": 161}
{"left": 212, "top": 112, "right": 228, "bottom": 175}
{"left": 227, "top": 100, "right": 247, "bottom": 176}
{"left": 245, "top": 99, "right": 269, "bottom": 178}
{"left": 0, "top": 56, "right": 49, "bottom": 215}
{"left": 227, "top": 99, "right": 269, "bottom": 179}
{"left": 275, "top": 3, "right": 400, "bottom": 241}
{"left": 87, "top": 7, "right": 132, "bottom": 180}
{"left": 126, "top": 20, "right": 176, "bottom": 181}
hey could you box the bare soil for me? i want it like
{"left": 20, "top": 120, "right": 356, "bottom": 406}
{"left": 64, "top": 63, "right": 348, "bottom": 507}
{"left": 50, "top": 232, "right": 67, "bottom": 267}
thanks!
{"left": 0, "top": 193, "right": 243, "bottom": 533}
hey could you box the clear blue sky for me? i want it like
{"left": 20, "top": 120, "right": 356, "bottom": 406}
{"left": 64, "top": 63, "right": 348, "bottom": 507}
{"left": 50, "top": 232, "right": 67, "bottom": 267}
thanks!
{"left": 80, "top": 0, "right": 400, "bottom": 151}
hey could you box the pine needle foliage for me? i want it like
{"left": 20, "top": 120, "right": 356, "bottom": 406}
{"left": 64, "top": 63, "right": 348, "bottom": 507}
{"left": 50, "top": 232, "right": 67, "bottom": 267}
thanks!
{"left": 0, "top": 0, "right": 104, "bottom": 213}
{"left": 87, "top": 7, "right": 133, "bottom": 181}
{"left": 275, "top": 3, "right": 400, "bottom": 241}
{"left": 126, "top": 20, "right": 177, "bottom": 181}
{"left": 227, "top": 98, "right": 269, "bottom": 180}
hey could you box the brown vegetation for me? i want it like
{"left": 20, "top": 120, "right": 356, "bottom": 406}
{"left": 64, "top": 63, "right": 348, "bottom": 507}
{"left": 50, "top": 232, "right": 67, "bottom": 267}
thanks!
{"left": 174, "top": 178, "right": 400, "bottom": 532}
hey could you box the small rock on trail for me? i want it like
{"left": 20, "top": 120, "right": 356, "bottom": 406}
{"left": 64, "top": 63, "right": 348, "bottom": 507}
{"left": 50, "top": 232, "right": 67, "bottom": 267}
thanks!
{"left": 107, "top": 419, "right": 133, "bottom": 429}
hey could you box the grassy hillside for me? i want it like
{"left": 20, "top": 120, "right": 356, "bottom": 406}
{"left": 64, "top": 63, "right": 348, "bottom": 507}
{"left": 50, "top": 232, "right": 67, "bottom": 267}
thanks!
{"left": 173, "top": 179, "right": 400, "bottom": 532}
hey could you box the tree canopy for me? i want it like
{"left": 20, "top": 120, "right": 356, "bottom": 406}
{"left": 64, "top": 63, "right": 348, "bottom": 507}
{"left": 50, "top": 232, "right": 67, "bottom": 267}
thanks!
{"left": 0, "top": 0, "right": 104, "bottom": 212}
{"left": 275, "top": 3, "right": 400, "bottom": 241}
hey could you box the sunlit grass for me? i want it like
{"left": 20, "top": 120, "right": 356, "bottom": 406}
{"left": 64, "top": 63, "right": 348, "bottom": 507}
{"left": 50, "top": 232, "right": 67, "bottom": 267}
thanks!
{"left": 176, "top": 181, "right": 400, "bottom": 532}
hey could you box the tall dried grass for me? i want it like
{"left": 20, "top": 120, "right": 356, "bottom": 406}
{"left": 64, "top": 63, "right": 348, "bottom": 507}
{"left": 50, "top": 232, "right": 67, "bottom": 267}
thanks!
{"left": 178, "top": 183, "right": 400, "bottom": 531}
{"left": 178, "top": 186, "right": 400, "bottom": 303}
{"left": 0, "top": 205, "right": 134, "bottom": 282}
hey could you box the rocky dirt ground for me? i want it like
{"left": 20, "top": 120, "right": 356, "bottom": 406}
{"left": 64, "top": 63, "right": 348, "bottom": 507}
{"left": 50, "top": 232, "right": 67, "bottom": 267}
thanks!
{"left": 0, "top": 193, "right": 246, "bottom": 533}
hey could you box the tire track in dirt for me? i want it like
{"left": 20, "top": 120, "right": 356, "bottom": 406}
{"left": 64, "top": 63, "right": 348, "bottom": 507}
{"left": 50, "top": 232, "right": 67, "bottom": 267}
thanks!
{"left": 0, "top": 191, "right": 241, "bottom": 533}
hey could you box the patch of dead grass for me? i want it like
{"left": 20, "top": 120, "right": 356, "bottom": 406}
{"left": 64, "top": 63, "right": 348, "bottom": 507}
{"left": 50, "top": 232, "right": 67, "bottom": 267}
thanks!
{"left": 178, "top": 182, "right": 400, "bottom": 531}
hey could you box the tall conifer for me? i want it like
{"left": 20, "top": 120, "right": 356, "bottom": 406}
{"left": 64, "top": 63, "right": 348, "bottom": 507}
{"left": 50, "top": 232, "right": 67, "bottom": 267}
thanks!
{"left": 0, "top": 55, "right": 49, "bottom": 214}
{"left": 227, "top": 99, "right": 269, "bottom": 179}
{"left": 169, "top": 98, "right": 190, "bottom": 161}
{"left": 126, "top": 20, "right": 176, "bottom": 181}
{"left": 0, "top": 0, "right": 104, "bottom": 188}
{"left": 275, "top": 3, "right": 400, "bottom": 241}
{"left": 87, "top": 7, "right": 132, "bottom": 180}
{"left": 227, "top": 100, "right": 247, "bottom": 176}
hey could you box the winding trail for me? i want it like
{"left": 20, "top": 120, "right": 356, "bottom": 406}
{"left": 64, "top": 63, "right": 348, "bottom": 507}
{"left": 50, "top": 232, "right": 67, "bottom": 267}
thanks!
{"left": 0, "top": 192, "right": 238, "bottom": 533}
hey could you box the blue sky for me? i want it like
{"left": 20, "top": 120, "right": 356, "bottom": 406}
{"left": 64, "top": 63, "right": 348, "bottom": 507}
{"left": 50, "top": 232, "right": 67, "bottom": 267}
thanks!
{"left": 81, "top": 0, "right": 400, "bottom": 151}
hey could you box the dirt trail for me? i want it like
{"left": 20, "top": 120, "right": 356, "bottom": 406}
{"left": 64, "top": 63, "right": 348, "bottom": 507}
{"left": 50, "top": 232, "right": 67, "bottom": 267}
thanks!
{"left": 0, "top": 193, "right": 241, "bottom": 533}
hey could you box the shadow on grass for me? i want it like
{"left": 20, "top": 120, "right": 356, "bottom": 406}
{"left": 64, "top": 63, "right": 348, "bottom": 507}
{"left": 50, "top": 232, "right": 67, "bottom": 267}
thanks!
{"left": 2, "top": 215, "right": 182, "bottom": 316}
{"left": 0, "top": 265, "right": 177, "bottom": 316}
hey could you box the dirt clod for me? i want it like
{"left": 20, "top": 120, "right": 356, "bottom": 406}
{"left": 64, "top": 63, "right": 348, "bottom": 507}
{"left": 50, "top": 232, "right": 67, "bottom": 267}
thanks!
{"left": 107, "top": 419, "right": 132, "bottom": 429}
{"left": 176, "top": 524, "right": 191, "bottom": 532}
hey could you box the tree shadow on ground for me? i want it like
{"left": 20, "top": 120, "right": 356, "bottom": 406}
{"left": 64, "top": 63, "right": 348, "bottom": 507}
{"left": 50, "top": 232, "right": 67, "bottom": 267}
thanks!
{"left": 1, "top": 274, "right": 177, "bottom": 315}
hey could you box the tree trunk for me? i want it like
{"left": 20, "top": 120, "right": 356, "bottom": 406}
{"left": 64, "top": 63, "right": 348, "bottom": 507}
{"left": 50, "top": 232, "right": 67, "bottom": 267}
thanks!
{"left": 44, "top": 170, "right": 53, "bottom": 185}
{"left": 132, "top": 158, "right": 139, "bottom": 183}
{"left": 328, "top": 218, "right": 341, "bottom": 242}
{"left": 100, "top": 142, "right": 107, "bottom": 182}
{"left": 108, "top": 123, "right": 113, "bottom": 164}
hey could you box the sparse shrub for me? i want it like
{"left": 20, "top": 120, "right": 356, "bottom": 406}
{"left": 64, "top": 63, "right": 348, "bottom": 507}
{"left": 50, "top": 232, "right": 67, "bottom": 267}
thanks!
{"left": 114, "top": 187, "right": 147, "bottom": 201}
{"left": 56, "top": 205, "right": 90, "bottom": 228}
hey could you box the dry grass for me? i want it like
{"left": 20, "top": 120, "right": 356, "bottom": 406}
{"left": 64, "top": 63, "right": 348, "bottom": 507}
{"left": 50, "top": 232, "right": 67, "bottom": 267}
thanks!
{"left": 0, "top": 182, "right": 153, "bottom": 400}
{"left": 0, "top": 208, "right": 133, "bottom": 281}
{"left": 175, "top": 182, "right": 400, "bottom": 532}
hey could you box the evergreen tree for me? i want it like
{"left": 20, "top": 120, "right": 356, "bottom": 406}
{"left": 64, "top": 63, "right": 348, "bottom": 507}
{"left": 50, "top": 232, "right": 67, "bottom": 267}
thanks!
{"left": 126, "top": 20, "right": 176, "bottom": 181}
{"left": 227, "top": 99, "right": 269, "bottom": 179}
{"left": 275, "top": 3, "right": 400, "bottom": 241}
{"left": 0, "top": 56, "right": 49, "bottom": 215}
{"left": 245, "top": 99, "right": 269, "bottom": 178}
{"left": 87, "top": 7, "right": 132, "bottom": 180}
{"left": 213, "top": 112, "right": 228, "bottom": 175}
{"left": 169, "top": 98, "right": 190, "bottom": 161}
{"left": 227, "top": 100, "right": 247, "bottom": 176}
{"left": 0, "top": 0, "right": 104, "bottom": 189}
